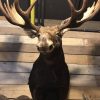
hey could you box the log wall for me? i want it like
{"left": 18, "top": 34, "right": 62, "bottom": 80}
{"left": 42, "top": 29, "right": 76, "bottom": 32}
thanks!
{"left": 0, "top": 20, "right": 100, "bottom": 100}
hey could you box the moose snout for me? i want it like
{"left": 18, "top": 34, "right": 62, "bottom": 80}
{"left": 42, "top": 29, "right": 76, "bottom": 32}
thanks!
{"left": 37, "top": 44, "right": 54, "bottom": 53}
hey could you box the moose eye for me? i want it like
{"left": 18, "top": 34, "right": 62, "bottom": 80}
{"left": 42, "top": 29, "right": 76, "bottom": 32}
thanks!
{"left": 55, "top": 35, "right": 60, "bottom": 42}
{"left": 37, "top": 33, "right": 40, "bottom": 37}
{"left": 56, "top": 32, "right": 62, "bottom": 37}
{"left": 55, "top": 34, "right": 61, "bottom": 38}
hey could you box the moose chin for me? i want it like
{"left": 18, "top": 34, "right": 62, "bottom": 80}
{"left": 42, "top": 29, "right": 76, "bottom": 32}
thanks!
{"left": 0, "top": 0, "right": 99, "bottom": 100}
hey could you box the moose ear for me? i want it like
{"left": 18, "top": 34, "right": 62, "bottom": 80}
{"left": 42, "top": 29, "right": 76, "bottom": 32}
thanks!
{"left": 25, "top": 29, "right": 38, "bottom": 38}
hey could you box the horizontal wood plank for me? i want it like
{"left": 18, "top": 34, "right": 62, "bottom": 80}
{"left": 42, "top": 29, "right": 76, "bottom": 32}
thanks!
{"left": 63, "top": 46, "right": 100, "bottom": 55}
{"left": 0, "top": 73, "right": 99, "bottom": 86}
{"left": 69, "top": 64, "right": 100, "bottom": 75}
{"left": 0, "top": 35, "right": 85, "bottom": 46}
{"left": 64, "top": 31, "right": 100, "bottom": 39}
{"left": 0, "top": 52, "right": 100, "bottom": 65}
{"left": 65, "top": 54, "right": 100, "bottom": 65}
{"left": 0, "top": 85, "right": 100, "bottom": 99}
{"left": 0, "top": 20, "right": 19, "bottom": 28}
{"left": 0, "top": 62, "right": 32, "bottom": 73}
{"left": 69, "top": 86, "right": 100, "bottom": 100}
{"left": 0, "top": 27, "right": 26, "bottom": 36}
{"left": 0, "top": 35, "right": 38, "bottom": 44}
{"left": 0, "top": 43, "right": 100, "bottom": 55}
{"left": 0, "top": 52, "right": 39, "bottom": 62}
{"left": 0, "top": 73, "right": 29, "bottom": 84}
{"left": 0, "top": 62, "right": 100, "bottom": 75}
{"left": 0, "top": 35, "right": 100, "bottom": 46}
{"left": 0, "top": 43, "right": 37, "bottom": 52}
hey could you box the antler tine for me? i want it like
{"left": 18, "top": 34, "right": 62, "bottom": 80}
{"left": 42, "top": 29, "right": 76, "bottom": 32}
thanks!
{"left": 77, "top": 0, "right": 100, "bottom": 24}
{"left": 5, "top": 0, "right": 18, "bottom": 22}
{"left": 25, "top": 0, "right": 36, "bottom": 16}
{"left": 58, "top": 0, "right": 88, "bottom": 31}
{"left": 14, "top": 0, "right": 26, "bottom": 17}
{"left": 0, "top": 0, "right": 11, "bottom": 19}
{"left": 59, "top": 0, "right": 100, "bottom": 31}
{"left": 0, "top": 0, "right": 24, "bottom": 26}
{"left": 14, "top": 0, "right": 36, "bottom": 17}
{"left": 14, "top": 0, "right": 39, "bottom": 31}
{"left": 0, "top": 0, "right": 39, "bottom": 33}
{"left": 0, "top": 0, "right": 13, "bottom": 23}
{"left": 68, "top": 0, "right": 87, "bottom": 14}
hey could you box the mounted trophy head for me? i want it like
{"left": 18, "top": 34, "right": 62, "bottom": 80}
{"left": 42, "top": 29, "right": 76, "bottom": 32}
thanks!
{"left": 0, "top": 0, "right": 100, "bottom": 54}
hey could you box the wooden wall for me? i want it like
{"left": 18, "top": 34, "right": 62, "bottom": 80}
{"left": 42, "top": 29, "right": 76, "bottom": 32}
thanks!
{"left": 0, "top": 20, "right": 100, "bottom": 99}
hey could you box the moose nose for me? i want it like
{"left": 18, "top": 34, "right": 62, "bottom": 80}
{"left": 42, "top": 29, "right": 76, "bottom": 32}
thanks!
{"left": 37, "top": 46, "right": 47, "bottom": 51}
{"left": 37, "top": 44, "right": 54, "bottom": 52}
{"left": 48, "top": 45, "right": 54, "bottom": 50}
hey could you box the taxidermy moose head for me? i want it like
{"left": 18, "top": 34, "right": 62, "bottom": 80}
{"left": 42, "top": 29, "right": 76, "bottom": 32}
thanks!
{"left": 0, "top": 0, "right": 100, "bottom": 54}
{"left": 0, "top": 0, "right": 100, "bottom": 100}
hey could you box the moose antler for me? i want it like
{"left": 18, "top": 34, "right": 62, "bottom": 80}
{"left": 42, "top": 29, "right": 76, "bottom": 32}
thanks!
{"left": 58, "top": 0, "right": 100, "bottom": 31}
{"left": 0, "top": 0, "right": 100, "bottom": 34}
{"left": 0, "top": 0, "right": 39, "bottom": 32}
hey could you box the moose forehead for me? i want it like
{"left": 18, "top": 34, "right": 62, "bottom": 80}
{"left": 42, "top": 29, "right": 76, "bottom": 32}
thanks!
{"left": 39, "top": 26, "right": 59, "bottom": 36}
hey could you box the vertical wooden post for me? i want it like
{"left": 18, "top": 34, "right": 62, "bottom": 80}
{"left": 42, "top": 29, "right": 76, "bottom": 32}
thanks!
{"left": 30, "top": 0, "right": 35, "bottom": 24}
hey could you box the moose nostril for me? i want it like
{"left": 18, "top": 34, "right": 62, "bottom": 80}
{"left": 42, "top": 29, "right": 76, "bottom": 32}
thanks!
{"left": 37, "top": 46, "right": 46, "bottom": 51}
{"left": 37, "top": 46, "right": 40, "bottom": 51}
{"left": 49, "top": 45, "right": 53, "bottom": 50}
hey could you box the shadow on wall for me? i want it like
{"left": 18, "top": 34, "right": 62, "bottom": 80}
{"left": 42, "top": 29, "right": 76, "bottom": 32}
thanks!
{"left": 91, "top": 43, "right": 100, "bottom": 86}
{"left": 0, "top": 36, "right": 32, "bottom": 84}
